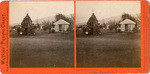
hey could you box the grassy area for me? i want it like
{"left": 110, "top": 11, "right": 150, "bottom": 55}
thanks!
{"left": 77, "top": 30, "right": 141, "bottom": 67}
{"left": 10, "top": 29, "right": 141, "bottom": 68}
{"left": 10, "top": 30, "right": 74, "bottom": 67}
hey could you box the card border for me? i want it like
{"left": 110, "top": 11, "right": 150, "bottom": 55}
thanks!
{"left": 0, "top": 0, "right": 149, "bottom": 73}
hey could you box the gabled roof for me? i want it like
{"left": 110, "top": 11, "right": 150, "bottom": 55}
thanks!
{"left": 120, "top": 19, "right": 136, "bottom": 25}
{"left": 54, "top": 19, "right": 70, "bottom": 25}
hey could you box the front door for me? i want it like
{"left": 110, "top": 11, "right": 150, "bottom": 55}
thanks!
{"left": 59, "top": 24, "right": 62, "bottom": 31}
{"left": 125, "top": 24, "right": 128, "bottom": 31}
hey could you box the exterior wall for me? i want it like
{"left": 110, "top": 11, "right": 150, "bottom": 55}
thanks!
{"left": 64, "top": 25, "right": 69, "bottom": 31}
{"left": 54, "top": 24, "right": 69, "bottom": 32}
{"left": 128, "top": 24, "right": 135, "bottom": 31}
{"left": 54, "top": 24, "right": 59, "bottom": 32}
{"left": 120, "top": 24, "right": 125, "bottom": 31}
{"left": 120, "top": 24, "right": 135, "bottom": 32}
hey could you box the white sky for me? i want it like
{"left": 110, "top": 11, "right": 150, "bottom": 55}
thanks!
{"left": 9, "top": 1, "right": 74, "bottom": 25}
{"left": 76, "top": 1, "right": 140, "bottom": 23}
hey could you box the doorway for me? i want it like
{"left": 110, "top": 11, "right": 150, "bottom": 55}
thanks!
{"left": 59, "top": 24, "right": 62, "bottom": 31}
{"left": 125, "top": 24, "right": 128, "bottom": 31}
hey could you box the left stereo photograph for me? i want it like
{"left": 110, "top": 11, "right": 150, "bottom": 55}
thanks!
{"left": 9, "top": 1, "right": 74, "bottom": 68}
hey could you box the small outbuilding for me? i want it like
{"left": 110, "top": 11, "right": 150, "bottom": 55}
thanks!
{"left": 53, "top": 19, "right": 70, "bottom": 32}
{"left": 118, "top": 19, "right": 136, "bottom": 32}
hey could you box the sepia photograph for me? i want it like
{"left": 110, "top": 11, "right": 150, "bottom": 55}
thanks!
{"left": 0, "top": 0, "right": 149, "bottom": 73}
{"left": 76, "top": 1, "right": 141, "bottom": 67}
{"left": 9, "top": 1, "right": 74, "bottom": 67}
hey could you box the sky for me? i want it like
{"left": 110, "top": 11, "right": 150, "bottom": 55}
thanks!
{"left": 76, "top": 1, "right": 140, "bottom": 24}
{"left": 9, "top": 1, "right": 74, "bottom": 25}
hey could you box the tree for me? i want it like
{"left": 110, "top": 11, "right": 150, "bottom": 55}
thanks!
{"left": 42, "top": 20, "right": 52, "bottom": 31}
{"left": 121, "top": 13, "right": 137, "bottom": 23}
{"left": 36, "top": 18, "right": 40, "bottom": 30}
{"left": 136, "top": 14, "right": 141, "bottom": 22}
{"left": 134, "top": 14, "right": 141, "bottom": 32}
{"left": 107, "top": 20, "right": 118, "bottom": 32}
{"left": 86, "top": 13, "right": 100, "bottom": 35}
{"left": 68, "top": 14, "right": 74, "bottom": 32}
{"left": 55, "top": 13, "right": 67, "bottom": 21}
{"left": 55, "top": 13, "right": 71, "bottom": 23}
{"left": 21, "top": 13, "right": 35, "bottom": 35}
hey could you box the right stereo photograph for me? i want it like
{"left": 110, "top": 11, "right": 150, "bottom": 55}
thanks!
{"left": 76, "top": 1, "right": 141, "bottom": 68}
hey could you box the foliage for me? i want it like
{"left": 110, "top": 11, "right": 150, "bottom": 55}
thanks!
{"left": 55, "top": 13, "right": 72, "bottom": 24}
{"left": 135, "top": 14, "right": 141, "bottom": 28}
{"left": 36, "top": 24, "right": 40, "bottom": 30}
{"left": 136, "top": 14, "right": 141, "bottom": 22}
{"left": 42, "top": 21, "right": 52, "bottom": 31}
{"left": 101, "top": 23, "right": 107, "bottom": 29}
{"left": 69, "top": 14, "right": 74, "bottom": 31}
{"left": 107, "top": 20, "right": 118, "bottom": 31}
{"left": 121, "top": 13, "right": 137, "bottom": 23}
{"left": 86, "top": 13, "right": 100, "bottom": 35}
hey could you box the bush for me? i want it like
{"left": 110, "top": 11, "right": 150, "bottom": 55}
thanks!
{"left": 51, "top": 29, "right": 55, "bottom": 33}
{"left": 42, "top": 21, "right": 52, "bottom": 31}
